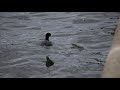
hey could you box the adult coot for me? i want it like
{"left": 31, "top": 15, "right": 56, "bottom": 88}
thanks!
{"left": 40, "top": 33, "right": 53, "bottom": 46}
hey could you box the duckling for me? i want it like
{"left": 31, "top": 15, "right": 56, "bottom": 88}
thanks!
{"left": 40, "top": 33, "right": 53, "bottom": 46}
{"left": 46, "top": 56, "right": 54, "bottom": 67}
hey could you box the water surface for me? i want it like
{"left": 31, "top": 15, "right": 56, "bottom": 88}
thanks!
{"left": 0, "top": 12, "right": 120, "bottom": 78}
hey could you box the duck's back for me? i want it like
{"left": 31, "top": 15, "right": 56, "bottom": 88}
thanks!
{"left": 46, "top": 59, "right": 54, "bottom": 67}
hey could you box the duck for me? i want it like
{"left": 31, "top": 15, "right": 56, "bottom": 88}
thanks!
{"left": 46, "top": 56, "right": 54, "bottom": 67}
{"left": 40, "top": 33, "right": 53, "bottom": 46}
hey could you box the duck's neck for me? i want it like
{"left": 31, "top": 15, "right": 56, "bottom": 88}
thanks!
{"left": 45, "top": 36, "right": 49, "bottom": 41}
{"left": 46, "top": 57, "right": 49, "bottom": 60}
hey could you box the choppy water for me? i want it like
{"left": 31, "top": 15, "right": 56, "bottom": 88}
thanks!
{"left": 0, "top": 12, "right": 120, "bottom": 78}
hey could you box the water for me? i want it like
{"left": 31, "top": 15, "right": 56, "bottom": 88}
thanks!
{"left": 0, "top": 12, "right": 120, "bottom": 78}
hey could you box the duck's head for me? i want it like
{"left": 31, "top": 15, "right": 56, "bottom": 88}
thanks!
{"left": 45, "top": 33, "right": 51, "bottom": 41}
{"left": 46, "top": 33, "right": 51, "bottom": 37}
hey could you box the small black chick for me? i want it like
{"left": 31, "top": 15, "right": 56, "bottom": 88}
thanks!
{"left": 46, "top": 56, "right": 54, "bottom": 67}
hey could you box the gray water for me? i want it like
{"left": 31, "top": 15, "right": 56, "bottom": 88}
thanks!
{"left": 0, "top": 12, "right": 120, "bottom": 78}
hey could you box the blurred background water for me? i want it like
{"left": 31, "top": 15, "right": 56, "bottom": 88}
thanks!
{"left": 0, "top": 12, "right": 120, "bottom": 78}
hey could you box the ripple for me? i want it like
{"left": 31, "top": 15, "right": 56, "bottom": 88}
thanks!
{"left": 53, "top": 34, "right": 76, "bottom": 37}
{"left": 71, "top": 44, "right": 85, "bottom": 51}
{"left": 77, "top": 35, "right": 112, "bottom": 44}
{"left": 65, "top": 75, "right": 77, "bottom": 78}
{"left": 25, "top": 27, "right": 41, "bottom": 30}
{"left": 89, "top": 43, "right": 110, "bottom": 49}
{"left": 3, "top": 54, "right": 44, "bottom": 64}
{"left": 64, "top": 26, "right": 73, "bottom": 28}
{"left": 7, "top": 15, "right": 31, "bottom": 20}
{"left": 0, "top": 61, "right": 30, "bottom": 69}
{"left": 32, "top": 13, "right": 48, "bottom": 17}
{"left": 60, "top": 66, "right": 80, "bottom": 74}
{"left": 3, "top": 22, "right": 15, "bottom": 24}
{"left": 42, "top": 17, "right": 69, "bottom": 20}
{"left": 10, "top": 25, "right": 27, "bottom": 28}
{"left": 0, "top": 28, "right": 10, "bottom": 31}
{"left": 72, "top": 19, "right": 100, "bottom": 24}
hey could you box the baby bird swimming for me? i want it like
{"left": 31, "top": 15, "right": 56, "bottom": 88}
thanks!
{"left": 46, "top": 56, "right": 54, "bottom": 67}
{"left": 40, "top": 33, "right": 53, "bottom": 46}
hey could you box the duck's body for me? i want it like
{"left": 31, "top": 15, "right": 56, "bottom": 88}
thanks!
{"left": 46, "top": 56, "right": 54, "bottom": 67}
{"left": 41, "top": 40, "right": 53, "bottom": 46}
{"left": 40, "top": 33, "right": 53, "bottom": 46}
